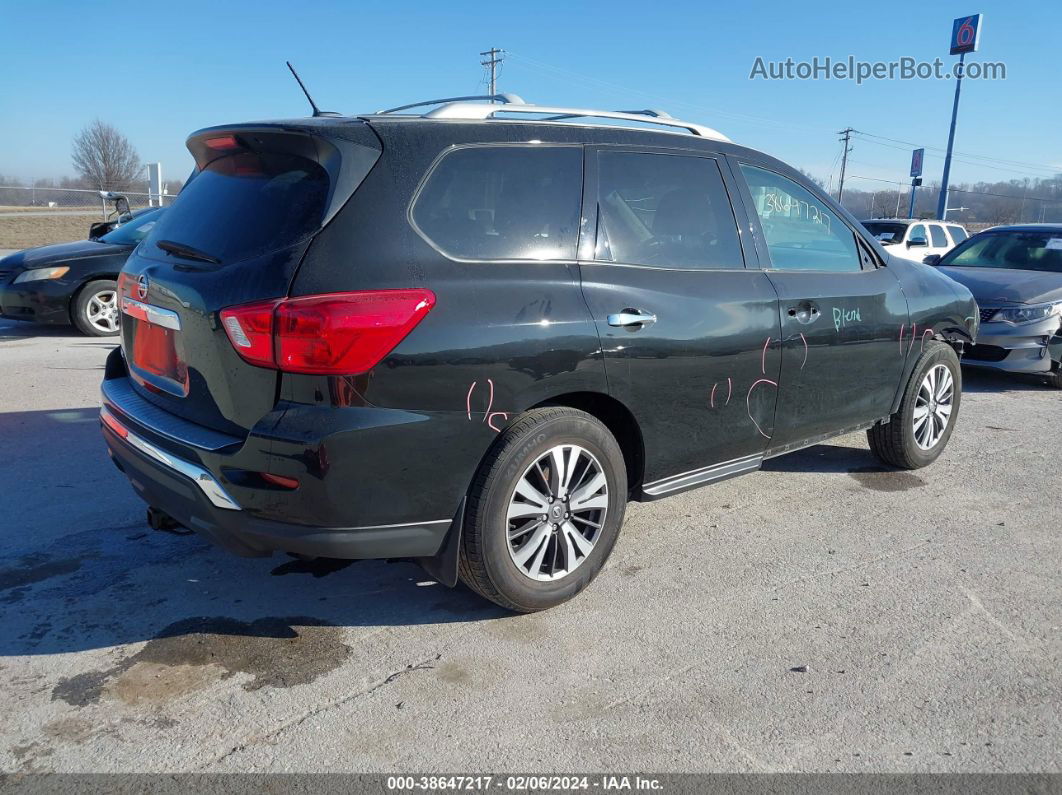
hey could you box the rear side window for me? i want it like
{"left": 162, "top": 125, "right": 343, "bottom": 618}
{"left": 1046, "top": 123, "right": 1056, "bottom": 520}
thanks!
{"left": 143, "top": 151, "right": 329, "bottom": 265}
{"left": 928, "top": 224, "right": 948, "bottom": 247}
{"left": 594, "top": 151, "right": 744, "bottom": 269}
{"left": 411, "top": 146, "right": 582, "bottom": 261}
{"left": 739, "top": 164, "right": 861, "bottom": 272}
{"left": 947, "top": 225, "right": 968, "bottom": 243}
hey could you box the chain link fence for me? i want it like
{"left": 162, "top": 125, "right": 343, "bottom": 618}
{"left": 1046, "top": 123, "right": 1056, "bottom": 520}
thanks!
{"left": 0, "top": 186, "right": 178, "bottom": 250}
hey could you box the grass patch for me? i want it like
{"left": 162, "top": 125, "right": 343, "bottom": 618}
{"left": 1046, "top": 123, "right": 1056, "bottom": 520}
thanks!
{"left": 0, "top": 213, "right": 97, "bottom": 250}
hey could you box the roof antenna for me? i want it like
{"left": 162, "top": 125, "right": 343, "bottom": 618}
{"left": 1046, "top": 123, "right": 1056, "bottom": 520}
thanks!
{"left": 286, "top": 61, "right": 338, "bottom": 117}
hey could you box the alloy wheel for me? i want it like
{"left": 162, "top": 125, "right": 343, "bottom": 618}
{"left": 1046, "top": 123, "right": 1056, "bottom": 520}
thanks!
{"left": 87, "top": 290, "right": 119, "bottom": 333}
{"left": 913, "top": 364, "right": 954, "bottom": 450}
{"left": 505, "top": 444, "right": 609, "bottom": 582}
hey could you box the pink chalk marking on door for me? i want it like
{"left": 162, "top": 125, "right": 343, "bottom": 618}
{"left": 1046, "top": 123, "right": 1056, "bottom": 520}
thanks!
{"left": 487, "top": 412, "right": 509, "bottom": 432}
{"left": 761, "top": 336, "right": 771, "bottom": 375}
{"left": 908, "top": 323, "right": 917, "bottom": 356}
{"left": 709, "top": 382, "right": 717, "bottom": 409}
{"left": 899, "top": 324, "right": 905, "bottom": 354}
{"left": 465, "top": 381, "right": 477, "bottom": 421}
{"left": 746, "top": 378, "right": 778, "bottom": 440}
{"left": 483, "top": 378, "right": 495, "bottom": 421}
{"left": 725, "top": 377, "right": 732, "bottom": 406}
{"left": 799, "top": 333, "right": 808, "bottom": 370}
{"left": 920, "top": 328, "right": 933, "bottom": 352}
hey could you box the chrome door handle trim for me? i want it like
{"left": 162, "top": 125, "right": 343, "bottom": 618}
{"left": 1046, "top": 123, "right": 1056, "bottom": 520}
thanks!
{"left": 607, "top": 311, "right": 657, "bottom": 327}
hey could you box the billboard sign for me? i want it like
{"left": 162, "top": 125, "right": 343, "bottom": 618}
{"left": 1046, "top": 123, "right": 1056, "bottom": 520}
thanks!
{"left": 950, "top": 14, "right": 982, "bottom": 55}
{"left": 910, "top": 148, "right": 925, "bottom": 178}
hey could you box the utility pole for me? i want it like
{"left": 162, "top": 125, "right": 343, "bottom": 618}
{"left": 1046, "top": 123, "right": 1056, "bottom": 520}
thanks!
{"left": 836, "top": 128, "right": 854, "bottom": 204}
{"left": 480, "top": 48, "right": 503, "bottom": 100}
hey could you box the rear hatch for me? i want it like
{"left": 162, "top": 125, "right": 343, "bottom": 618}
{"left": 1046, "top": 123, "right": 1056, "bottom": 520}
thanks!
{"left": 118, "top": 122, "right": 381, "bottom": 435}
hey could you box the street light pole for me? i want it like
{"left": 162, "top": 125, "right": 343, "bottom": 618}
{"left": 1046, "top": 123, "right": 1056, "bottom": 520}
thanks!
{"left": 936, "top": 52, "right": 966, "bottom": 221}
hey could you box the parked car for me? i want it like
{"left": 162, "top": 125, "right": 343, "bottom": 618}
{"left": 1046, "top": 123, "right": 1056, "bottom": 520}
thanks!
{"left": 862, "top": 218, "right": 968, "bottom": 262}
{"left": 98, "top": 96, "right": 977, "bottom": 611}
{"left": 0, "top": 207, "right": 165, "bottom": 336}
{"left": 925, "top": 224, "right": 1062, "bottom": 387}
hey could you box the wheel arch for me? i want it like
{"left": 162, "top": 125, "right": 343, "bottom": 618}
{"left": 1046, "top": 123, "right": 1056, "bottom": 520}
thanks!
{"left": 68, "top": 274, "right": 120, "bottom": 324}
{"left": 530, "top": 391, "right": 645, "bottom": 498}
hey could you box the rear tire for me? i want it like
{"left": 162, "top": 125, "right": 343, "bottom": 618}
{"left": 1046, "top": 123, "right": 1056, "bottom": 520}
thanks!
{"left": 459, "top": 407, "right": 627, "bottom": 612}
{"left": 1045, "top": 369, "right": 1062, "bottom": 389}
{"left": 868, "top": 341, "right": 961, "bottom": 469}
{"left": 72, "top": 279, "right": 119, "bottom": 336}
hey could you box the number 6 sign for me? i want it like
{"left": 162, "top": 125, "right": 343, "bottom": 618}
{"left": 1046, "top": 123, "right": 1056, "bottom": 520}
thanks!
{"left": 950, "top": 14, "right": 983, "bottom": 55}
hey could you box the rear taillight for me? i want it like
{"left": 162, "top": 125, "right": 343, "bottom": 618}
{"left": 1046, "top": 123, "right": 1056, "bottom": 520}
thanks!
{"left": 220, "top": 289, "right": 435, "bottom": 375}
{"left": 220, "top": 301, "right": 275, "bottom": 368}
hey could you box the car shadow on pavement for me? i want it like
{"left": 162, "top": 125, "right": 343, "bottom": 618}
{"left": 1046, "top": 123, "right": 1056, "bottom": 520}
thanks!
{"left": 960, "top": 365, "right": 1057, "bottom": 394}
{"left": 760, "top": 443, "right": 879, "bottom": 474}
{"left": 0, "top": 407, "right": 507, "bottom": 660}
{"left": 0, "top": 320, "right": 91, "bottom": 340}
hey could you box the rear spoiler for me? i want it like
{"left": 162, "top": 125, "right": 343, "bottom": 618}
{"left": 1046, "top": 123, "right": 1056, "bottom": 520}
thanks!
{"left": 186, "top": 121, "right": 382, "bottom": 227}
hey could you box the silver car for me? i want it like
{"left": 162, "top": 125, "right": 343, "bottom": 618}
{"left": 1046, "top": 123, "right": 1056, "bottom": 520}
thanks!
{"left": 926, "top": 224, "right": 1062, "bottom": 388}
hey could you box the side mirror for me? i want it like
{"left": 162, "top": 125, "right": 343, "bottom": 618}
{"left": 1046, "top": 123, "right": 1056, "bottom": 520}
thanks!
{"left": 922, "top": 254, "right": 941, "bottom": 266}
{"left": 907, "top": 237, "right": 928, "bottom": 248}
{"left": 114, "top": 196, "right": 130, "bottom": 216}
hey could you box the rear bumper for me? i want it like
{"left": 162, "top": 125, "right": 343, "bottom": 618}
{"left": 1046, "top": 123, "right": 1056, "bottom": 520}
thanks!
{"left": 961, "top": 318, "right": 1062, "bottom": 374}
{"left": 101, "top": 409, "right": 452, "bottom": 558}
{"left": 98, "top": 347, "right": 472, "bottom": 559}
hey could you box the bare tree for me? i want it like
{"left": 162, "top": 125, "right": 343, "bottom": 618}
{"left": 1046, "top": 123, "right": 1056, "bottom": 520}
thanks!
{"left": 71, "top": 120, "right": 142, "bottom": 191}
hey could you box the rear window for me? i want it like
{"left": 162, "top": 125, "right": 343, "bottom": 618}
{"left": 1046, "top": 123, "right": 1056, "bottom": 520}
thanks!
{"left": 862, "top": 221, "right": 907, "bottom": 244}
{"left": 142, "top": 151, "right": 328, "bottom": 265}
{"left": 947, "top": 225, "right": 968, "bottom": 243}
{"left": 411, "top": 145, "right": 582, "bottom": 261}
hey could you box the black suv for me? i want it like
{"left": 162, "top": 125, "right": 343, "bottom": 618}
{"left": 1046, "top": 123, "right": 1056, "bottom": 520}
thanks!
{"left": 100, "top": 96, "right": 978, "bottom": 611}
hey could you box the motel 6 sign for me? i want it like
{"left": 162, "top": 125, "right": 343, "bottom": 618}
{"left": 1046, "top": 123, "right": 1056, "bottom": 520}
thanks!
{"left": 951, "top": 14, "right": 983, "bottom": 55}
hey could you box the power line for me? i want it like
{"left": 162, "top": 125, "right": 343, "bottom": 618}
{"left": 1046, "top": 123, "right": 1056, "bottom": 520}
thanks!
{"left": 853, "top": 131, "right": 1062, "bottom": 174}
{"left": 503, "top": 51, "right": 833, "bottom": 135}
{"left": 847, "top": 174, "right": 1062, "bottom": 203}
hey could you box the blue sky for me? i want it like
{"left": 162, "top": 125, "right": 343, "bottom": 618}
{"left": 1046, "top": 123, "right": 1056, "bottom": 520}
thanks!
{"left": 1, "top": 0, "right": 1058, "bottom": 192}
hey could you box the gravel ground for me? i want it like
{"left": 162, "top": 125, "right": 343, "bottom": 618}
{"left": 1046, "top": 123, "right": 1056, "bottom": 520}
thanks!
{"left": 0, "top": 319, "right": 1058, "bottom": 774}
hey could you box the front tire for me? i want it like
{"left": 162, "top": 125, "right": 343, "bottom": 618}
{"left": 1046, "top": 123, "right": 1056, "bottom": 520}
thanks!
{"left": 459, "top": 407, "right": 627, "bottom": 612}
{"left": 868, "top": 341, "right": 961, "bottom": 469}
{"left": 72, "top": 279, "right": 119, "bottom": 336}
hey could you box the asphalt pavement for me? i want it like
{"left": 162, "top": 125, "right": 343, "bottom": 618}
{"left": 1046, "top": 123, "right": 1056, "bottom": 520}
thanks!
{"left": 0, "top": 318, "right": 1058, "bottom": 773}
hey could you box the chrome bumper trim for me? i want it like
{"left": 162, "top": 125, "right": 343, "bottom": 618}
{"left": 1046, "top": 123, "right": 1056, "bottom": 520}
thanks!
{"left": 101, "top": 406, "right": 241, "bottom": 511}
{"left": 120, "top": 297, "right": 182, "bottom": 331}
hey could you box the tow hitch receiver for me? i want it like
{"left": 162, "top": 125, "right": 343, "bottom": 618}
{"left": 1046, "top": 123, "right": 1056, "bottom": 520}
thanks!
{"left": 146, "top": 506, "right": 192, "bottom": 536}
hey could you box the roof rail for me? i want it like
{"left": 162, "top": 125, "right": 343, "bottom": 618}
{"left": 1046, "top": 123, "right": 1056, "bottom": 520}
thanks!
{"left": 420, "top": 101, "right": 730, "bottom": 141}
{"left": 376, "top": 93, "right": 527, "bottom": 114}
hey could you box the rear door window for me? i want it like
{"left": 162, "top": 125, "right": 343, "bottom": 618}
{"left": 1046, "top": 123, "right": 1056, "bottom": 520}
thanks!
{"left": 928, "top": 224, "right": 948, "bottom": 247}
{"left": 593, "top": 151, "right": 744, "bottom": 269}
{"left": 142, "top": 151, "right": 329, "bottom": 266}
{"left": 411, "top": 145, "right": 582, "bottom": 261}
